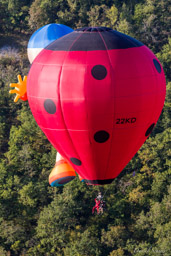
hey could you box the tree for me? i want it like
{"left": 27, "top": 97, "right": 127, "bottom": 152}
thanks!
{"left": 156, "top": 38, "right": 171, "bottom": 81}
{"left": 133, "top": 0, "right": 171, "bottom": 52}
{"left": 29, "top": 0, "right": 68, "bottom": 30}
{"left": 87, "top": 4, "right": 119, "bottom": 28}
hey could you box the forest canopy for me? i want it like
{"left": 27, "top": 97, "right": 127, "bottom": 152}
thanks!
{"left": 0, "top": 0, "right": 170, "bottom": 255}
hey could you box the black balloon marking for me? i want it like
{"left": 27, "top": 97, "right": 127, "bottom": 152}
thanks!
{"left": 94, "top": 130, "right": 110, "bottom": 143}
{"left": 70, "top": 157, "right": 82, "bottom": 166}
{"left": 91, "top": 65, "right": 107, "bottom": 80}
{"left": 145, "top": 123, "right": 155, "bottom": 137}
{"left": 153, "top": 59, "right": 161, "bottom": 73}
{"left": 44, "top": 99, "right": 56, "bottom": 114}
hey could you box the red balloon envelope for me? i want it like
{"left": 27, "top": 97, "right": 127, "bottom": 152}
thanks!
{"left": 27, "top": 27, "right": 166, "bottom": 185}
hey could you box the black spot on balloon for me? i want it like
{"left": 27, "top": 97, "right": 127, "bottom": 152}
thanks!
{"left": 145, "top": 123, "right": 155, "bottom": 137}
{"left": 70, "top": 157, "right": 82, "bottom": 166}
{"left": 44, "top": 99, "right": 56, "bottom": 114}
{"left": 94, "top": 130, "right": 110, "bottom": 143}
{"left": 91, "top": 65, "right": 107, "bottom": 80}
{"left": 153, "top": 59, "right": 161, "bottom": 73}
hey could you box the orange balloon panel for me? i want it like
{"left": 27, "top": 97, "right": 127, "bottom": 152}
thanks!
{"left": 49, "top": 156, "right": 76, "bottom": 187}
{"left": 49, "top": 159, "right": 76, "bottom": 187}
{"left": 27, "top": 27, "right": 166, "bottom": 185}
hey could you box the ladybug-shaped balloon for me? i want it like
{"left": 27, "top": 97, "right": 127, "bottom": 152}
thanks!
{"left": 27, "top": 27, "right": 166, "bottom": 185}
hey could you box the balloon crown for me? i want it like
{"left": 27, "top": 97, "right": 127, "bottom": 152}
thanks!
{"left": 76, "top": 27, "right": 113, "bottom": 32}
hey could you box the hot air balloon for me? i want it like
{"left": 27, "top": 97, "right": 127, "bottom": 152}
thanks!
{"left": 27, "top": 23, "right": 74, "bottom": 64}
{"left": 10, "top": 27, "right": 166, "bottom": 185}
{"left": 49, "top": 153, "right": 76, "bottom": 186}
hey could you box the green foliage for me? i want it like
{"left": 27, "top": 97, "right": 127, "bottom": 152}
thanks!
{"left": 109, "top": 248, "right": 124, "bottom": 256}
{"left": 156, "top": 38, "right": 171, "bottom": 81}
{"left": 133, "top": 0, "right": 171, "bottom": 52}
{"left": 0, "top": 0, "right": 32, "bottom": 32}
{"left": 0, "top": 0, "right": 170, "bottom": 255}
{"left": 87, "top": 3, "right": 121, "bottom": 29}
{"left": 101, "top": 225, "right": 127, "bottom": 248}
{"left": 0, "top": 47, "right": 29, "bottom": 158}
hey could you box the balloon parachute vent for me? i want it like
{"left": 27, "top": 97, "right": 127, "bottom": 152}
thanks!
{"left": 76, "top": 27, "right": 113, "bottom": 32}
